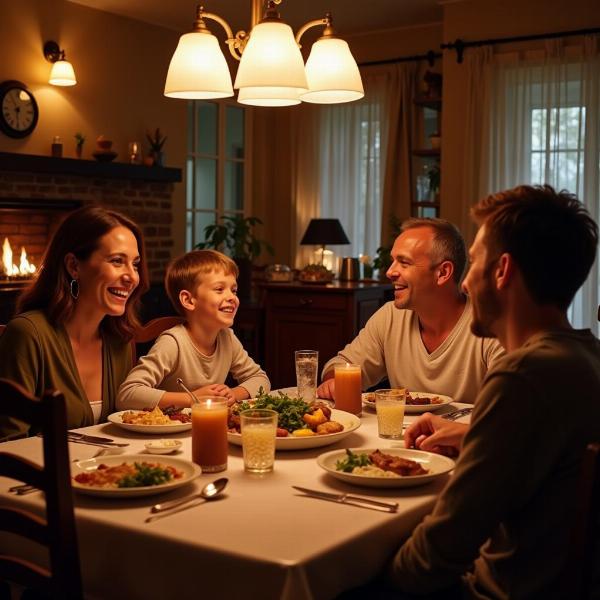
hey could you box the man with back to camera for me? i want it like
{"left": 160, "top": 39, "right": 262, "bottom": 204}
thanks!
{"left": 316, "top": 218, "right": 504, "bottom": 405}
{"left": 388, "top": 185, "right": 600, "bottom": 599}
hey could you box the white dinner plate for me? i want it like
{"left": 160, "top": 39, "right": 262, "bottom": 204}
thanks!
{"left": 228, "top": 408, "right": 361, "bottom": 451}
{"left": 362, "top": 391, "right": 454, "bottom": 414}
{"left": 317, "top": 447, "right": 455, "bottom": 488}
{"left": 71, "top": 454, "right": 201, "bottom": 498}
{"left": 107, "top": 409, "right": 192, "bottom": 434}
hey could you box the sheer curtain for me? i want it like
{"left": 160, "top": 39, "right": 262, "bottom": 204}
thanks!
{"left": 480, "top": 37, "right": 600, "bottom": 334}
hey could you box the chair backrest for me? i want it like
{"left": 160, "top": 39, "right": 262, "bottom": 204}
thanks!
{"left": 0, "top": 379, "right": 83, "bottom": 599}
{"left": 562, "top": 442, "right": 600, "bottom": 599}
{"left": 0, "top": 324, "right": 5, "bottom": 337}
{"left": 131, "top": 316, "right": 184, "bottom": 363}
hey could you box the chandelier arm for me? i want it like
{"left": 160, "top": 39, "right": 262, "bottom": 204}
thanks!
{"left": 295, "top": 17, "right": 329, "bottom": 48}
{"left": 200, "top": 11, "right": 243, "bottom": 61}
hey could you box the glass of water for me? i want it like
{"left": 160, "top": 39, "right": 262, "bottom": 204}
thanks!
{"left": 295, "top": 350, "right": 319, "bottom": 402}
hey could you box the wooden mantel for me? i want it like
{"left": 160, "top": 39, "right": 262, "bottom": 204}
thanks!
{"left": 0, "top": 152, "right": 181, "bottom": 183}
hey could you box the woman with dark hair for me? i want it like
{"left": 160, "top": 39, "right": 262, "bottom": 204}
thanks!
{"left": 0, "top": 205, "right": 149, "bottom": 440}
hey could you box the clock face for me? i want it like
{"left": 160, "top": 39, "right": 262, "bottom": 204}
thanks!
{"left": 0, "top": 80, "right": 39, "bottom": 139}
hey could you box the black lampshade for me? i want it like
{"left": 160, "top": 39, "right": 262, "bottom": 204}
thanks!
{"left": 300, "top": 219, "right": 350, "bottom": 246}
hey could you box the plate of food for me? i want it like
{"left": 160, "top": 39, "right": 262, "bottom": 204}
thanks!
{"left": 317, "top": 448, "right": 455, "bottom": 488}
{"left": 71, "top": 454, "right": 201, "bottom": 498}
{"left": 227, "top": 389, "right": 360, "bottom": 450}
{"left": 108, "top": 405, "right": 192, "bottom": 434}
{"left": 362, "top": 391, "right": 454, "bottom": 414}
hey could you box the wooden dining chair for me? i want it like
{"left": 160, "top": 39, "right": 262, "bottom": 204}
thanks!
{"left": 131, "top": 315, "right": 184, "bottom": 363}
{"left": 560, "top": 442, "right": 600, "bottom": 599}
{"left": 0, "top": 379, "right": 83, "bottom": 599}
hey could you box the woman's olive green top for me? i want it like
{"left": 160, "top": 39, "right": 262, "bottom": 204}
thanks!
{"left": 0, "top": 310, "right": 133, "bottom": 441}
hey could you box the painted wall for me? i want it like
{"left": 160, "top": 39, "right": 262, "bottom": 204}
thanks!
{"left": 0, "top": 0, "right": 187, "bottom": 254}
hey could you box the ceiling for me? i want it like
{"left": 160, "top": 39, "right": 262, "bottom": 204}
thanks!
{"left": 67, "top": 0, "right": 443, "bottom": 36}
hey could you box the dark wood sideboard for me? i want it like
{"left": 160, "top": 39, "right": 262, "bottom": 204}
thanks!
{"left": 262, "top": 281, "right": 392, "bottom": 389}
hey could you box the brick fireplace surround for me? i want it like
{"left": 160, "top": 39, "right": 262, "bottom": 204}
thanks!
{"left": 0, "top": 151, "right": 182, "bottom": 321}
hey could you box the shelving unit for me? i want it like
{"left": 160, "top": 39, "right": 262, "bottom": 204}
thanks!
{"left": 411, "top": 95, "right": 441, "bottom": 218}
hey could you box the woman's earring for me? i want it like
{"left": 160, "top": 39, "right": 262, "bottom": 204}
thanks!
{"left": 70, "top": 279, "right": 79, "bottom": 300}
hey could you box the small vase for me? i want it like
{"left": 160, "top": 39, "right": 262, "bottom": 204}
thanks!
{"left": 151, "top": 151, "right": 164, "bottom": 167}
{"left": 75, "top": 145, "right": 83, "bottom": 159}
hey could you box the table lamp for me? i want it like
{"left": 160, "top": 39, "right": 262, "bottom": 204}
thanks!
{"left": 300, "top": 218, "right": 350, "bottom": 268}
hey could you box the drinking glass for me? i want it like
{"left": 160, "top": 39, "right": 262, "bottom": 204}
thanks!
{"left": 240, "top": 409, "right": 278, "bottom": 473}
{"left": 334, "top": 363, "right": 362, "bottom": 415}
{"left": 295, "top": 350, "right": 318, "bottom": 402}
{"left": 375, "top": 388, "right": 406, "bottom": 439}
{"left": 191, "top": 397, "right": 229, "bottom": 472}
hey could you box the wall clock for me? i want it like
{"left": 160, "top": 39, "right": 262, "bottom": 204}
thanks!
{"left": 0, "top": 80, "right": 39, "bottom": 139}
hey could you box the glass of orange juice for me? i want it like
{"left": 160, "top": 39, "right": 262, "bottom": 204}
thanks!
{"left": 191, "top": 397, "right": 229, "bottom": 472}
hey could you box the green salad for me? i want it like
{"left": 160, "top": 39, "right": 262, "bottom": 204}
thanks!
{"left": 236, "top": 388, "right": 311, "bottom": 433}
{"left": 335, "top": 449, "right": 371, "bottom": 472}
{"left": 118, "top": 463, "right": 175, "bottom": 488}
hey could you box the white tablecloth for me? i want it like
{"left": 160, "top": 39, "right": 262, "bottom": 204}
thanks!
{"left": 0, "top": 403, "right": 470, "bottom": 600}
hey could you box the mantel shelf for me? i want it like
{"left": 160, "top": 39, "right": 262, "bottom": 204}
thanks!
{"left": 0, "top": 152, "right": 182, "bottom": 183}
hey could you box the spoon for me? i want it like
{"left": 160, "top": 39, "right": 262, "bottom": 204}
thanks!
{"left": 150, "top": 477, "right": 228, "bottom": 514}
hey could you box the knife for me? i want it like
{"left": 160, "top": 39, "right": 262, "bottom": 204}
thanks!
{"left": 292, "top": 486, "right": 398, "bottom": 513}
{"left": 67, "top": 432, "right": 120, "bottom": 444}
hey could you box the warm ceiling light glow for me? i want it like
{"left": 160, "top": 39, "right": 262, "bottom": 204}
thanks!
{"left": 164, "top": 31, "right": 233, "bottom": 98}
{"left": 49, "top": 60, "right": 77, "bottom": 86}
{"left": 164, "top": 1, "right": 363, "bottom": 108}
{"left": 301, "top": 37, "right": 364, "bottom": 104}
{"left": 234, "top": 22, "right": 307, "bottom": 92}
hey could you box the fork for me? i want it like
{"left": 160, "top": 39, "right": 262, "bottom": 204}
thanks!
{"left": 442, "top": 407, "right": 473, "bottom": 421}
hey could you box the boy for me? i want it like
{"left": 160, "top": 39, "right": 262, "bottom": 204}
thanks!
{"left": 118, "top": 250, "right": 270, "bottom": 409}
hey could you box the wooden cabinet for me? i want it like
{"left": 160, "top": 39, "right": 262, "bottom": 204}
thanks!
{"left": 262, "top": 282, "right": 392, "bottom": 389}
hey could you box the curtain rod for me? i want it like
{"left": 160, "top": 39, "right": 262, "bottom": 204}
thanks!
{"left": 360, "top": 50, "right": 442, "bottom": 68}
{"left": 442, "top": 26, "right": 600, "bottom": 63}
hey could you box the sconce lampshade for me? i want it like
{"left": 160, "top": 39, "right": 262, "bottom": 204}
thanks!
{"left": 301, "top": 38, "right": 364, "bottom": 104}
{"left": 164, "top": 31, "right": 233, "bottom": 99}
{"left": 234, "top": 21, "right": 308, "bottom": 100}
{"left": 300, "top": 218, "right": 350, "bottom": 246}
{"left": 49, "top": 60, "right": 77, "bottom": 86}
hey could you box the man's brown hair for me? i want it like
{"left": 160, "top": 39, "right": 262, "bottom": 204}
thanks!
{"left": 401, "top": 217, "right": 467, "bottom": 284}
{"left": 471, "top": 184, "right": 598, "bottom": 310}
{"left": 165, "top": 249, "right": 239, "bottom": 316}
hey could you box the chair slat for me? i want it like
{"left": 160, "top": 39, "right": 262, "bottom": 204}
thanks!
{"left": 0, "top": 507, "right": 48, "bottom": 546}
{"left": 0, "top": 453, "right": 44, "bottom": 490}
{"left": 0, "top": 556, "right": 51, "bottom": 595}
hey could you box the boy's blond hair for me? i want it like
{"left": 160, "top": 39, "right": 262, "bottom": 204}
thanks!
{"left": 165, "top": 249, "right": 239, "bottom": 316}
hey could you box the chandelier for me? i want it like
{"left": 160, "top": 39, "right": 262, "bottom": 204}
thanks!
{"left": 164, "top": 0, "right": 364, "bottom": 107}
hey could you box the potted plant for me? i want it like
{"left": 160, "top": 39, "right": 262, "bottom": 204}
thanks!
{"left": 74, "top": 132, "right": 85, "bottom": 158}
{"left": 146, "top": 128, "right": 167, "bottom": 166}
{"left": 427, "top": 163, "right": 441, "bottom": 200}
{"left": 372, "top": 214, "right": 402, "bottom": 280}
{"left": 195, "top": 215, "right": 274, "bottom": 299}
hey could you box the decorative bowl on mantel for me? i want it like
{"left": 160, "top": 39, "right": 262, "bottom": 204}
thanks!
{"left": 92, "top": 150, "right": 118, "bottom": 162}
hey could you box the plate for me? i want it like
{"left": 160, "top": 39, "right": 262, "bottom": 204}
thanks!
{"left": 108, "top": 409, "right": 192, "bottom": 434}
{"left": 362, "top": 391, "right": 454, "bottom": 414}
{"left": 71, "top": 454, "right": 200, "bottom": 498}
{"left": 317, "top": 447, "right": 455, "bottom": 488}
{"left": 228, "top": 408, "right": 360, "bottom": 451}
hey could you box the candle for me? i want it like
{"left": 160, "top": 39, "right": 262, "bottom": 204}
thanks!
{"left": 191, "top": 397, "right": 229, "bottom": 472}
{"left": 334, "top": 363, "right": 362, "bottom": 415}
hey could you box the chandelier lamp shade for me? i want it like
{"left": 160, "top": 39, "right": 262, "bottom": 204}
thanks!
{"left": 164, "top": 0, "right": 364, "bottom": 107}
{"left": 44, "top": 40, "right": 77, "bottom": 87}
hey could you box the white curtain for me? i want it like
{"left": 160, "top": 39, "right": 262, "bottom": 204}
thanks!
{"left": 483, "top": 37, "right": 600, "bottom": 335}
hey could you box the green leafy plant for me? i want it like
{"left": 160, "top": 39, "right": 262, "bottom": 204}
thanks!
{"left": 372, "top": 214, "right": 402, "bottom": 275}
{"left": 427, "top": 163, "right": 440, "bottom": 194}
{"left": 74, "top": 132, "right": 85, "bottom": 147}
{"left": 146, "top": 128, "right": 167, "bottom": 153}
{"left": 195, "top": 215, "right": 274, "bottom": 261}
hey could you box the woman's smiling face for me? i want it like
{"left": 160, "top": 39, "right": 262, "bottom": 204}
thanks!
{"left": 70, "top": 226, "right": 141, "bottom": 318}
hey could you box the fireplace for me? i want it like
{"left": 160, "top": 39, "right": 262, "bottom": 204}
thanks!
{"left": 0, "top": 151, "right": 182, "bottom": 322}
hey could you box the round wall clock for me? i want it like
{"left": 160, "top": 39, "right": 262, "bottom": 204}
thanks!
{"left": 0, "top": 80, "right": 39, "bottom": 139}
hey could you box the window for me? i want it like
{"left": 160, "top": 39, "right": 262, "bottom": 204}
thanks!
{"left": 186, "top": 101, "right": 249, "bottom": 250}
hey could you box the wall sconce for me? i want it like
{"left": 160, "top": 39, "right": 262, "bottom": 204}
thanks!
{"left": 44, "top": 41, "right": 77, "bottom": 87}
{"left": 164, "top": 0, "right": 364, "bottom": 106}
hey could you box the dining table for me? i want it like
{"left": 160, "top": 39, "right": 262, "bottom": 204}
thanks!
{"left": 0, "top": 396, "right": 470, "bottom": 600}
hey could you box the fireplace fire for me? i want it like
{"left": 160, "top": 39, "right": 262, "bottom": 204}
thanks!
{"left": 2, "top": 238, "right": 36, "bottom": 280}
